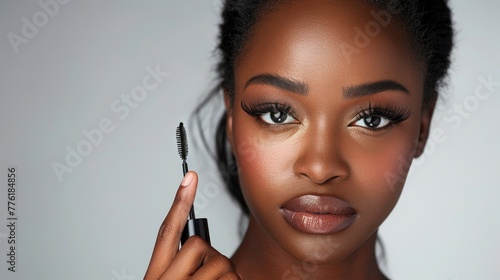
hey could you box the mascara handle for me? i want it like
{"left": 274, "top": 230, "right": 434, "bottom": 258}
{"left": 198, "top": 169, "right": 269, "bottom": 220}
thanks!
{"left": 182, "top": 161, "right": 196, "bottom": 220}
{"left": 182, "top": 161, "right": 188, "bottom": 176}
{"left": 181, "top": 218, "right": 211, "bottom": 245}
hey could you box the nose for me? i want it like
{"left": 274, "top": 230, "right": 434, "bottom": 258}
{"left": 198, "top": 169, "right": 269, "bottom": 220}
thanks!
{"left": 293, "top": 124, "right": 349, "bottom": 185}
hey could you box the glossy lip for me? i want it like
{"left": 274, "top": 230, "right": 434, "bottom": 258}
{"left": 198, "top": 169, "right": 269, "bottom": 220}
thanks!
{"left": 280, "top": 194, "right": 357, "bottom": 234}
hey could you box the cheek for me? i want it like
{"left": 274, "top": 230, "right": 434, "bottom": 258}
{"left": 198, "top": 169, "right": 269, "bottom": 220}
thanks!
{"left": 361, "top": 142, "right": 415, "bottom": 192}
{"left": 231, "top": 125, "right": 298, "bottom": 213}
{"left": 351, "top": 129, "right": 419, "bottom": 218}
{"left": 233, "top": 134, "right": 275, "bottom": 185}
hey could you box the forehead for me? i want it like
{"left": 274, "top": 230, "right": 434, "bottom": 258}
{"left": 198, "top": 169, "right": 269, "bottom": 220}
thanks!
{"left": 235, "top": 0, "right": 424, "bottom": 96}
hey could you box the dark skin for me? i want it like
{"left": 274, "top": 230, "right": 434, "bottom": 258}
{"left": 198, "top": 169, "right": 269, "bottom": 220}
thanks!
{"left": 145, "top": 1, "right": 435, "bottom": 279}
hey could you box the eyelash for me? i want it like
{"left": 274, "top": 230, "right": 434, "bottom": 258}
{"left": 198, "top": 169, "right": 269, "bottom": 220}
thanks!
{"left": 352, "top": 103, "right": 412, "bottom": 130}
{"left": 241, "top": 100, "right": 297, "bottom": 120}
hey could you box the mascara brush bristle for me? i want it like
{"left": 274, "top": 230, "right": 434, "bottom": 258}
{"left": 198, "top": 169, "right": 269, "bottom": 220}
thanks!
{"left": 176, "top": 122, "right": 188, "bottom": 160}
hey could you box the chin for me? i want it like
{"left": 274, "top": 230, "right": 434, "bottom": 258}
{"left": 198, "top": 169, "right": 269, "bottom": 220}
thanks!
{"left": 280, "top": 231, "right": 372, "bottom": 265}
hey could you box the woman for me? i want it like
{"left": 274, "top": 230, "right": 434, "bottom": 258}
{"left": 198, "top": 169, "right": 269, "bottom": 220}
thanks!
{"left": 145, "top": 0, "right": 453, "bottom": 279}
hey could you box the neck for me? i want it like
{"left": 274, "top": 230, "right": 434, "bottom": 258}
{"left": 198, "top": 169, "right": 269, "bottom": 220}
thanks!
{"left": 231, "top": 217, "right": 388, "bottom": 280}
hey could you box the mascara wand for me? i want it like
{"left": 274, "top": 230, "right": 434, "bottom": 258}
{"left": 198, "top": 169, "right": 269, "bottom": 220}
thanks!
{"left": 176, "top": 122, "right": 210, "bottom": 245}
{"left": 177, "top": 122, "right": 195, "bottom": 220}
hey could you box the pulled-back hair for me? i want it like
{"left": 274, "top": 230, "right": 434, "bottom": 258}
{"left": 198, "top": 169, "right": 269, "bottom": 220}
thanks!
{"left": 192, "top": 0, "right": 454, "bottom": 216}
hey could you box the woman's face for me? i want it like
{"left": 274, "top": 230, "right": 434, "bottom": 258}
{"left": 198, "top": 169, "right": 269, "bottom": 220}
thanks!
{"left": 226, "top": 0, "right": 433, "bottom": 264}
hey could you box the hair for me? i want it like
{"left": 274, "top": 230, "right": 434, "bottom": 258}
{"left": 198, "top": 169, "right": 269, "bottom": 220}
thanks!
{"left": 192, "top": 0, "right": 454, "bottom": 216}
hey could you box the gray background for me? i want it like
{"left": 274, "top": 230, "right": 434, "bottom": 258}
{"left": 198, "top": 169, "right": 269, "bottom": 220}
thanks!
{"left": 0, "top": 0, "right": 499, "bottom": 279}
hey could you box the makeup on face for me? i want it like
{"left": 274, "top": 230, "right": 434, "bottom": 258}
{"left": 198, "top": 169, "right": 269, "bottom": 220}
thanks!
{"left": 227, "top": 0, "right": 426, "bottom": 267}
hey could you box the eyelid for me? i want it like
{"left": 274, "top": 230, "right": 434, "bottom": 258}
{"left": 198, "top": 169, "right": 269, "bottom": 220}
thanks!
{"left": 352, "top": 103, "right": 412, "bottom": 121}
{"left": 241, "top": 100, "right": 297, "bottom": 116}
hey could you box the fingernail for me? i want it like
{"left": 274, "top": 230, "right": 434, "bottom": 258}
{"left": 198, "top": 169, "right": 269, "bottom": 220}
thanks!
{"left": 181, "top": 172, "right": 194, "bottom": 187}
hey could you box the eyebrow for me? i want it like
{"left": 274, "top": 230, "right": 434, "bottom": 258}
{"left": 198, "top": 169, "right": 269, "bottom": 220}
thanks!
{"left": 244, "top": 75, "right": 408, "bottom": 98}
{"left": 343, "top": 80, "right": 409, "bottom": 98}
{"left": 244, "top": 73, "right": 309, "bottom": 95}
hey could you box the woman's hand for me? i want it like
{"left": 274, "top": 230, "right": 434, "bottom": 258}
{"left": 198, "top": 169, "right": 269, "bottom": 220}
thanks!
{"left": 144, "top": 171, "right": 240, "bottom": 280}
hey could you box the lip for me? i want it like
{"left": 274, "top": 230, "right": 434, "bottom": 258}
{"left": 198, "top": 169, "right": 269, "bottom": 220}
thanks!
{"left": 280, "top": 194, "right": 356, "bottom": 234}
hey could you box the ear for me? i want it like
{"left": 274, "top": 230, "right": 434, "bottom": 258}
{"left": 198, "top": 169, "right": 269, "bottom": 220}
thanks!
{"left": 414, "top": 95, "right": 437, "bottom": 158}
{"left": 223, "top": 89, "right": 235, "bottom": 152}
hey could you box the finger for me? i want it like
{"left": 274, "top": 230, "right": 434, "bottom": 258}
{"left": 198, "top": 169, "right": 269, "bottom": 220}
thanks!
{"left": 191, "top": 253, "right": 237, "bottom": 280}
{"left": 144, "top": 171, "right": 198, "bottom": 280}
{"left": 160, "top": 235, "right": 232, "bottom": 279}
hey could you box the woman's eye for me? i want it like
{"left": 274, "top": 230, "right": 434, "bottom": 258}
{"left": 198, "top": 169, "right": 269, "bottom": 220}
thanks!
{"left": 240, "top": 101, "right": 300, "bottom": 126}
{"left": 260, "top": 111, "right": 296, "bottom": 124}
{"left": 353, "top": 115, "right": 391, "bottom": 129}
